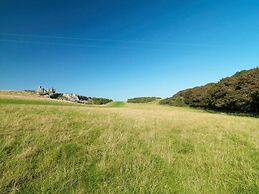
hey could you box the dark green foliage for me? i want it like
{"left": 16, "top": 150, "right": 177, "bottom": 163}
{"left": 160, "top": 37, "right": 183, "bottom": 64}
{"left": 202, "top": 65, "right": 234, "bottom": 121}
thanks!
{"left": 49, "top": 93, "right": 63, "bottom": 99}
{"left": 24, "top": 90, "right": 36, "bottom": 93}
{"left": 77, "top": 95, "right": 90, "bottom": 101}
{"left": 208, "top": 68, "right": 259, "bottom": 112}
{"left": 174, "top": 83, "right": 216, "bottom": 108}
{"left": 127, "top": 97, "right": 161, "bottom": 103}
{"left": 91, "top": 97, "right": 113, "bottom": 105}
{"left": 172, "top": 68, "right": 259, "bottom": 113}
{"left": 159, "top": 97, "right": 187, "bottom": 107}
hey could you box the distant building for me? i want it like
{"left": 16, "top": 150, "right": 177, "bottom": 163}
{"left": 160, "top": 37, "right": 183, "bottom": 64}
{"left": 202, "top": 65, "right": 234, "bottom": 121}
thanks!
{"left": 36, "top": 86, "right": 47, "bottom": 95}
{"left": 36, "top": 86, "right": 56, "bottom": 95}
{"left": 48, "top": 88, "right": 56, "bottom": 94}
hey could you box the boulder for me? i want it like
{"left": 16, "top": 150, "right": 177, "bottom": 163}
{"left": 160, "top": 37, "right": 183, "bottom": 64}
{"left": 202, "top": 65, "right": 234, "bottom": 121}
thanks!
{"left": 63, "top": 93, "right": 80, "bottom": 102}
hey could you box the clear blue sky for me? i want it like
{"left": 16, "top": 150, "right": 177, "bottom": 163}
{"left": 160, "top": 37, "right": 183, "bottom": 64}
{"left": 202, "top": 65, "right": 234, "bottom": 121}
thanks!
{"left": 0, "top": 0, "right": 258, "bottom": 100}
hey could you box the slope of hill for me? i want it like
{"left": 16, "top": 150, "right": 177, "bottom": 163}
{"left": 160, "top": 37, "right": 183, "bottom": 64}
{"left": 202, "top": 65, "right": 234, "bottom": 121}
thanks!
{"left": 162, "top": 68, "right": 259, "bottom": 113}
{"left": 0, "top": 95, "right": 259, "bottom": 193}
{"left": 0, "top": 90, "right": 113, "bottom": 105}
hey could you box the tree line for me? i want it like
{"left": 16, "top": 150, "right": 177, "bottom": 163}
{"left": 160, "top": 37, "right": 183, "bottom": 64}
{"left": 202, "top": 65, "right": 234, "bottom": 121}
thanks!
{"left": 127, "top": 97, "right": 161, "bottom": 103}
{"left": 160, "top": 68, "right": 259, "bottom": 113}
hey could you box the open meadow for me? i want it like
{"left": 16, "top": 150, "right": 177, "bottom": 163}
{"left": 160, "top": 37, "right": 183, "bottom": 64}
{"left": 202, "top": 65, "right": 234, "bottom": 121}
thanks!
{"left": 0, "top": 94, "right": 259, "bottom": 193}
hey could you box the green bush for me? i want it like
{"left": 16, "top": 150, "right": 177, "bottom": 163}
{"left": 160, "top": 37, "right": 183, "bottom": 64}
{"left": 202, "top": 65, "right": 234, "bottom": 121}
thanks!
{"left": 92, "top": 97, "right": 113, "bottom": 105}
{"left": 159, "top": 97, "right": 187, "bottom": 107}
{"left": 127, "top": 97, "right": 161, "bottom": 103}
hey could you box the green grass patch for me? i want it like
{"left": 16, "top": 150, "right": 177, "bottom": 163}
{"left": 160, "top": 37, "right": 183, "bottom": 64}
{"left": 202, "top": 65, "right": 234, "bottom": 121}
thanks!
{"left": 107, "top": 101, "right": 125, "bottom": 107}
{"left": 0, "top": 97, "right": 83, "bottom": 107}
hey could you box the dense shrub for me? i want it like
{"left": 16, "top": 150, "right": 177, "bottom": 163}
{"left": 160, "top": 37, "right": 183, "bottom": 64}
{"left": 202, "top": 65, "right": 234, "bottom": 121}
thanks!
{"left": 159, "top": 97, "right": 187, "bottom": 107}
{"left": 165, "top": 68, "right": 259, "bottom": 113}
{"left": 208, "top": 68, "right": 259, "bottom": 112}
{"left": 92, "top": 97, "right": 112, "bottom": 105}
{"left": 77, "top": 95, "right": 90, "bottom": 101}
{"left": 49, "top": 93, "right": 63, "bottom": 99}
{"left": 174, "top": 83, "right": 215, "bottom": 108}
{"left": 127, "top": 97, "right": 161, "bottom": 103}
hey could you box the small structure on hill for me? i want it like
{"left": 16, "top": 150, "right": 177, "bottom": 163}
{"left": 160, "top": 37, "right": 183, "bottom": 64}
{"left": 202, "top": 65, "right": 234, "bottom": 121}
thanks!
{"left": 36, "top": 86, "right": 47, "bottom": 95}
{"left": 48, "top": 88, "right": 56, "bottom": 94}
{"left": 36, "top": 86, "right": 56, "bottom": 96}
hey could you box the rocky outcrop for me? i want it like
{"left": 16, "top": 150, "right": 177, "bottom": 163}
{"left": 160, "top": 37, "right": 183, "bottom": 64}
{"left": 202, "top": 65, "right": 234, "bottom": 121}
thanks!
{"left": 35, "top": 86, "right": 112, "bottom": 105}
{"left": 62, "top": 93, "right": 79, "bottom": 102}
{"left": 53, "top": 93, "right": 93, "bottom": 104}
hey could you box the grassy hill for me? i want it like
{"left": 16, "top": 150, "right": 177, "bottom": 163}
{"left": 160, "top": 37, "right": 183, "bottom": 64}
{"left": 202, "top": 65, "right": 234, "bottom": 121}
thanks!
{"left": 0, "top": 93, "right": 259, "bottom": 193}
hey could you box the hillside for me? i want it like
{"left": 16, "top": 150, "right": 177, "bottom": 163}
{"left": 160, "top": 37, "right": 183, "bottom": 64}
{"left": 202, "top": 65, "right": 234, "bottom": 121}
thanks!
{"left": 162, "top": 68, "right": 259, "bottom": 113}
{"left": 0, "top": 94, "right": 259, "bottom": 193}
{"left": 0, "top": 90, "right": 113, "bottom": 105}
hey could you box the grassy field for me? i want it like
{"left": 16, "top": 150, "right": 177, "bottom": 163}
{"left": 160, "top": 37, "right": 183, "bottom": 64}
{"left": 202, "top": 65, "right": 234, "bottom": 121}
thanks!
{"left": 0, "top": 95, "right": 259, "bottom": 193}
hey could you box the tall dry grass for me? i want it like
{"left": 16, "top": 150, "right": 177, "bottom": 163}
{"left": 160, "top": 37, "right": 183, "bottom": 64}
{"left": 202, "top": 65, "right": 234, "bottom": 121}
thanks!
{"left": 0, "top": 98, "right": 258, "bottom": 193}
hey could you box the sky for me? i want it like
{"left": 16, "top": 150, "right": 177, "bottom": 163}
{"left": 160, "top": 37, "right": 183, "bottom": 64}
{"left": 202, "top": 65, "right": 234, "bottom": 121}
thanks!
{"left": 0, "top": 0, "right": 259, "bottom": 100}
